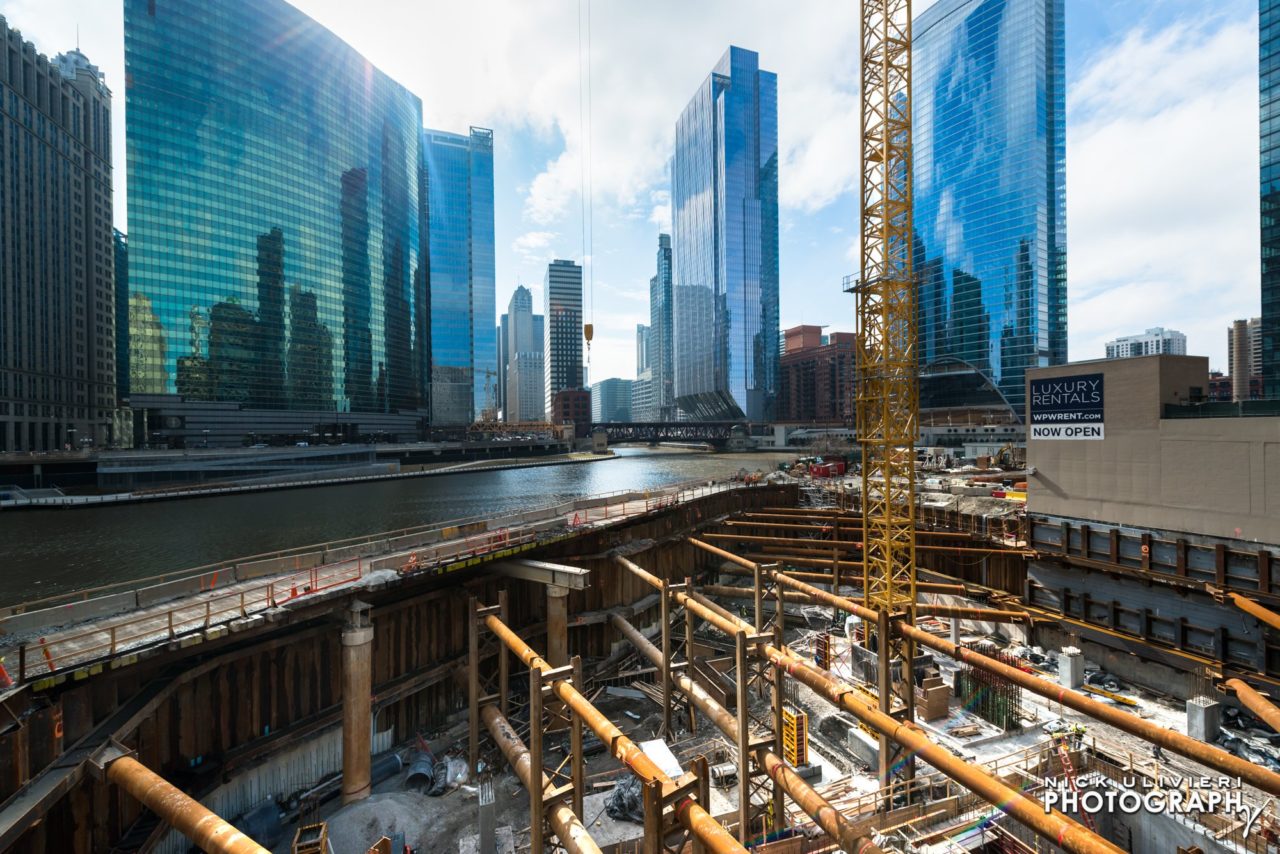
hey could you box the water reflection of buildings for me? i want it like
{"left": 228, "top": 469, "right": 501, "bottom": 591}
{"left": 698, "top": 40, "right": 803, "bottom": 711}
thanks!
{"left": 912, "top": 0, "right": 1066, "bottom": 422}
{"left": 124, "top": 0, "right": 432, "bottom": 446}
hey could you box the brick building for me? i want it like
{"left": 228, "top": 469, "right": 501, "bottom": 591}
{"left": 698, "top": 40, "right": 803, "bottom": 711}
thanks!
{"left": 776, "top": 326, "right": 855, "bottom": 423}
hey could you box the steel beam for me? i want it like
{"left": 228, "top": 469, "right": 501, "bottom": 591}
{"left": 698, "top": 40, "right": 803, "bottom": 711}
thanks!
{"left": 625, "top": 550, "right": 1117, "bottom": 854}
{"left": 481, "top": 613, "right": 746, "bottom": 854}
{"left": 491, "top": 559, "right": 591, "bottom": 590}
{"left": 737, "top": 546, "right": 1280, "bottom": 799}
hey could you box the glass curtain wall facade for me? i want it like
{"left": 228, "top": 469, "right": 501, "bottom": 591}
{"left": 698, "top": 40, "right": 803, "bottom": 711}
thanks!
{"left": 544, "top": 260, "right": 584, "bottom": 419}
{"left": 1263, "top": 0, "right": 1280, "bottom": 398}
{"left": 649, "top": 233, "right": 676, "bottom": 420}
{"left": 423, "top": 127, "right": 496, "bottom": 424}
{"left": 125, "top": 0, "right": 427, "bottom": 419}
{"left": 671, "top": 46, "right": 779, "bottom": 422}
{"left": 913, "top": 0, "right": 1066, "bottom": 414}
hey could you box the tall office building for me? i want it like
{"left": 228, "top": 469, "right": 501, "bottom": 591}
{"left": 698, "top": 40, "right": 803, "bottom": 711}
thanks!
{"left": 125, "top": 0, "right": 428, "bottom": 444}
{"left": 505, "top": 285, "right": 545, "bottom": 423}
{"left": 1228, "top": 317, "right": 1263, "bottom": 380}
{"left": 544, "top": 260, "right": 584, "bottom": 419}
{"left": 649, "top": 233, "right": 676, "bottom": 421}
{"left": 671, "top": 47, "right": 779, "bottom": 421}
{"left": 496, "top": 318, "right": 507, "bottom": 417}
{"left": 0, "top": 20, "right": 115, "bottom": 452}
{"left": 1263, "top": 0, "right": 1280, "bottom": 398}
{"left": 423, "top": 127, "right": 496, "bottom": 424}
{"left": 636, "top": 325, "right": 650, "bottom": 374}
{"left": 913, "top": 0, "right": 1066, "bottom": 414}
{"left": 114, "top": 230, "right": 130, "bottom": 406}
{"left": 591, "top": 378, "right": 633, "bottom": 423}
{"left": 1104, "top": 328, "right": 1187, "bottom": 360}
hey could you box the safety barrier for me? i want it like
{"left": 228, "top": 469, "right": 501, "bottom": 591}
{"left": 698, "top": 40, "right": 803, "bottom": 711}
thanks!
{"left": 4, "top": 476, "right": 764, "bottom": 682}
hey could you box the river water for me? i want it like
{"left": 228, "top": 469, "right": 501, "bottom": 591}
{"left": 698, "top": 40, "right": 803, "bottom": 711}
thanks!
{"left": 0, "top": 449, "right": 795, "bottom": 607}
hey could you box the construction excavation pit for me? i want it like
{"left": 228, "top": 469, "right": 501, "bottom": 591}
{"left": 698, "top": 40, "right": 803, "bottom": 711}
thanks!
{"left": 4, "top": 481, "right": 1279, "bottom": 854}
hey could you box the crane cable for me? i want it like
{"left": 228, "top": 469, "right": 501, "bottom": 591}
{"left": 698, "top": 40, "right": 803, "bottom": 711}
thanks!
{"left": 578, "top": 0, "right": 595, "bottom": 368}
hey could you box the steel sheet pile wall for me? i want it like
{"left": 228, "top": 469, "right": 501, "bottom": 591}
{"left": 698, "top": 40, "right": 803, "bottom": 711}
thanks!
{"left": 0, "top": 483, "right": 795, "bottom": 853}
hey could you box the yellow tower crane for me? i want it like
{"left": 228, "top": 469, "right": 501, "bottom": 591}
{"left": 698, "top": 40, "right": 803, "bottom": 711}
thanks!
{"left": 853, "top": 0, "right": 918, "bottom": 792}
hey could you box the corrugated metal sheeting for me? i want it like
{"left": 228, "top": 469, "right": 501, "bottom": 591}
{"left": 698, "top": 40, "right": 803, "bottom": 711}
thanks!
{"left": 153, "top": 725, "right": 395, "bottom": 854}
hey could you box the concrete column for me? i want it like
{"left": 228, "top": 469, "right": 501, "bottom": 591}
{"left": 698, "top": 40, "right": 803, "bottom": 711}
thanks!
{"left": 341, "top": 600, "right": 374, "bottom": 804}
{"left": 546, "top": 584, "right": 570, "bottom": 667}
{"left": 1058, "top": 646, "right": 1083, "bottom": 689}
{"left": 1187, "top": 696, "right": 1221, "bottom": 742}
{"left": 950, "top": 618, "right": 961, "bottom": 646}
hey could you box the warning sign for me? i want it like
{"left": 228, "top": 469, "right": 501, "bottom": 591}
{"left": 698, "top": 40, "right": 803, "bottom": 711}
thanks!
{"left": 1029, "top": 373, "right": 1104, "bottom": 440}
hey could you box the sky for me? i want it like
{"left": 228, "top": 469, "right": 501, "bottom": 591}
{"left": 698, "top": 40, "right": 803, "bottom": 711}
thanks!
{"left": 0, "top": 0, "right": 1263, "bottom": 381}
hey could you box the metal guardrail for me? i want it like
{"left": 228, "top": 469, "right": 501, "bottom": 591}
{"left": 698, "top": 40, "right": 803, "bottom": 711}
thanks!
{"left": 6, "top": 477, "right": 753, "bottom": 683}
{"left": 1, "top": 474, "right": 720, "bottom": 618}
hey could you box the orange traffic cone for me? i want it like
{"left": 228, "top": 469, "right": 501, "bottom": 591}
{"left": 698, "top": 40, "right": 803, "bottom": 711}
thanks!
{"left": 0, "top": 657, "right": 12, "bottom": 689}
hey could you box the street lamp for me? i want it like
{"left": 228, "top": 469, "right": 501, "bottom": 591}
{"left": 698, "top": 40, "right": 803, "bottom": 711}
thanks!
{"left": 202, "top": 429, "right": 210, "bottom": 449}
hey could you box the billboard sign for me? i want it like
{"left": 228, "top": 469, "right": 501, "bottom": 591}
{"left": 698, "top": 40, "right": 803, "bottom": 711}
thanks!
{"left": 1029, "top": 373, "right": 1104, "bottom": 440}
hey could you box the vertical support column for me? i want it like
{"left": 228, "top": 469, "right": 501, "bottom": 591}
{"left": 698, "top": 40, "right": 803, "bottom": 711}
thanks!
{"left": 876, "top": 608, "right": 893, "bottom": 799}
{"left": 684, "top": 576, "right": 698, "bottom": 733}
{"left": 341, "top": 600, "right": 374, "bottom": 805}
{"left": 660, "top": 579, "right": 673, "bottom": 738}
{"left": 691, "top": 755, "right": 710, "bottom": 854}
{"left": 498, "top": 589, "right": 510, "bottom": 717}
{"left": 546, "top": 585, "right": 570, "bottom": 668}
{"left": 570, "top": 656, "right": 585, "bottom": 822}
{"left": 529, "top": 667, "right": 545, "bottom": 854}
{"left": 468, "top": 596, "right": 481, "bottom": 777}
{"left": 770, "top": 623, "right": 786, "bottom": 832}
{"left": 832, "top": 517, "right": 841, "bottom": 594}
{"left": 753, "top": 562, "right": 763, "bottom": 633}
{"left": 735, "top": 631, "right": 750, "bottom": 844}
{"left": 642, "top": 779, "right": 663, "bottom": 854}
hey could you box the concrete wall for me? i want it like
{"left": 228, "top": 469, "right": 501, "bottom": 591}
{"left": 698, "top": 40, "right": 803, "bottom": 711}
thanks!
{"left": 1027, "top": 356, "right": 1280, "bottom": 545}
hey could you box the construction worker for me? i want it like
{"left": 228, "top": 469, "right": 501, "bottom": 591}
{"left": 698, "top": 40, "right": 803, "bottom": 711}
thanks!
{"left": 1070, "top": 722, "right": 1086, "bottom": 750}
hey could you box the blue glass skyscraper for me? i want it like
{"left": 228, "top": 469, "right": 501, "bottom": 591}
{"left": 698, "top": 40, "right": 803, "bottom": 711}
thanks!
{"left": 671, "top": 46, "right": 779, "bottom": 422}
{"left": 125, "top": 0, "right": 427, "bottom": 429}
{"left": 423, "top": 127, "right": 496, "bottom": 424}
{"left": 913, "top": 0, "right": 1066, "bottom": 414}
{"left": 1262, "top": 0, "right": 1280, "bottom": 398}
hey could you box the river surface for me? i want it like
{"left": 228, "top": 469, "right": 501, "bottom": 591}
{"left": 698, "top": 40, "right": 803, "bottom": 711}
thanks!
{"left": 0, "top": 448, "right": 795, "bottom": 607}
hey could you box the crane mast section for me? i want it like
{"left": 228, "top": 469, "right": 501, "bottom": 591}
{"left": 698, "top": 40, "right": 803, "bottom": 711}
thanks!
{"left": 857, "top": 0, "right": 917, "bottom": 618}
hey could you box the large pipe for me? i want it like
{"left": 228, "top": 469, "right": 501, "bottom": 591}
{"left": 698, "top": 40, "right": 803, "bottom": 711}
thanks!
{"left": 1223, "top": 679, "right": 1280, "bottom": 733}
{"left": 725, "top": 521, "right": 975, "bottom": 539}
{"left": 607, "top": 611, "right": 883, "bottom": 854}
{"left": 482, "top": 615, "right": 746, "bottom": 854}
{"left": 481, "top": 703, "right": 602, "bottom": 854}
{"left": 718, "top": 563, "right": 969, "bottom": 596}
{"left": 705, "top": 532, "right": 1025, "bottom": 556}
{"left": 700, "top": 583, "right": 1027, "bottom": 623}
{"left": 1228, "top": 593, "right": 1280, "bottom": 633}
{"left": 106, "top": 756, "right": 268, "bottom": 854}
{"left": 617, "top": 553, "right": 1118, "bottom": 854}
{"left": 702, "top": 540, "right": 1280, "bottom": 799}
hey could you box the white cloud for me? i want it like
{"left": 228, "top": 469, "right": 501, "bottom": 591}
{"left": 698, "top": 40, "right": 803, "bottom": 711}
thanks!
{"left": 1066, "top": 16, "right": 1259, "bottom": 370}
{"left": 648, "top": 190, "right": 672, "bottom": 233}
{"left": 512, "top": 230, "right": 557, "bottom": 260}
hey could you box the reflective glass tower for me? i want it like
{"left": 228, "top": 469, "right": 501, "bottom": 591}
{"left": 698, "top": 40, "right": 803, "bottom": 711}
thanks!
{"left": 913, "top": 0, "right": 1066, "bottom": 414}
{"left": 671, "top": 46, "right": 779, "bottom": 422}
{"left": 1263, "top": 0, "right": 1280, "bottom": 398}
{"left": 125, "top": 0, "right": 427, "bottom": 420}
{"left": 649, "top": 234, "right": 676, "bottom": 420}
{"left": 424, "top": 127, "right": 496, "bottom": 424}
